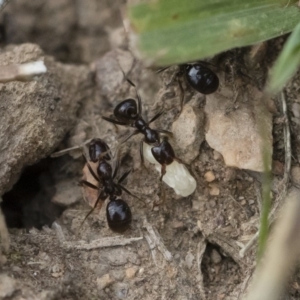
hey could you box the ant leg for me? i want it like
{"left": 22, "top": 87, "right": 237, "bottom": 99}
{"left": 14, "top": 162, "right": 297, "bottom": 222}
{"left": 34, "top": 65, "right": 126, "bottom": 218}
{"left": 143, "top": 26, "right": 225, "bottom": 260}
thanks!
{"left": 79, "top": 180, "right": 98, "bottom": 190}
{"left": 152, "top": 178, "right": 166, "bottom": 209}
{"left": 102, "top": 116, "right": 128, "bottom": 126}
{"left": 118, "top": 184, "right": 145, "bottom": 204}
{"left": 82, "top": 154, "right": 99, "bottom": 182}
{"left": 156, "top": 129, "right": 173, "bottom": 137}
{"left": 156, "top": 66, "right": 180, "bottom": 88}
{"left": 79, "top": 193, "right": 104, "bottom": 228}
{"left": 160, "top": 164, "right": 167, "bottom": 182}
{"left": 118, "top": 66, "right": 143, "bottom": 116}
{"left": 152, "top": 164, "right": 167, "bottom": 208}
{"left": 156, "top": 66, "right": 169, "bottom": 74}
{"left": 112, "top": 159, "right": 119, "bottom": 180}
{"left": 125, "top": 77, "right": 143, "bottom": 116}
{"left": 120, "top": 129, "right": 139, "bottom": 144}
{"left": 118, "top": 169, "right": 131, "bottom": 184}
{"left": 148, "top": 110, "right": 164, "bottom": 124}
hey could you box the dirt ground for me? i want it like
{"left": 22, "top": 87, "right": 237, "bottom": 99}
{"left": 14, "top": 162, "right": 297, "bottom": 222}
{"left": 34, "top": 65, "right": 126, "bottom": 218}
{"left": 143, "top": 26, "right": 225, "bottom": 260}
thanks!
{"left": 1, "top": 1, "right": 300, "bottom": 300}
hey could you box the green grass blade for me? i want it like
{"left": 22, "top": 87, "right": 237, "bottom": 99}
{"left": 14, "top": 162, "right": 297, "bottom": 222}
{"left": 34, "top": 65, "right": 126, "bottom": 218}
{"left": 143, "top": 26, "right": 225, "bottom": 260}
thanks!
{"left": 258, "top": 138, "right": 273, "bottom": 262}
{"left": 127, "top": 0, "right": 300, "bottom": 66}
{"left": 268, "top": 21, "right": 300, "bottom": 94}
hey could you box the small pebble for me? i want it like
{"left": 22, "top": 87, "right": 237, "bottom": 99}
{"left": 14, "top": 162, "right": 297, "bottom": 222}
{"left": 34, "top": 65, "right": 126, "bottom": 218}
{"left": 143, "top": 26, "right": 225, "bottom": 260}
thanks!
{"left": 224, "top": 169, "right": 236, "bottom": 182}
{"left": 185, "top": 252, "right": 195, "bottom": 269}
{"left": 172, "top": 221, "right": 185, "bottom": 229}
{"left": 292, "top": 102, "right": 300, "bottom": 118}
{"left": 113, "top": 283, "right": 129, "bottom": 299}
{"left": 211, "top": 249, "right": 222, "bottom": 264}
{"left": 209, "top": 200, "right": 216, "bottom": 208}
{"left": 213, "top": 150, "right": 223, "bottom": 160}
{"left": 241, "top": 200, "right": 247, "bottom": 206}
{"left": 125, "top": 267, "right": 138, "bottom": 279}
{"left": 272, "top": 160, "right": 284, "bottom": 176}
{"left": 172, "top": 103, "right": 205, "bottom": 163}
{"left": 192, "top": 200, "right": 201, "bottom": 211}
{"left": 96, "top": 274, "right": 114, "bottom": 290}
{"left": 167, "top": 266, "right": 178, "bottom": 279}
{"left": 138, "top": 268, "right": 144, "bottom": 275}
{"left": 209, "top": 184, "right": 220, "bottom": 196}
{"left": 204, "top": 171, "right": 215, "bottom": 182}
{"left": 111, "top": 270, "right": 125, "bottom": 281}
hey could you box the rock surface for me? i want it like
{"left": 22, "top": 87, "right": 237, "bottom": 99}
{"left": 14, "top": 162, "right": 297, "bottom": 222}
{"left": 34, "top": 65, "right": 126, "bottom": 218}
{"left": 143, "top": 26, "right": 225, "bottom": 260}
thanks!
{"left": 172, "top": 103, "right": 205, "bottom": 164}
{"left": 205, "top": 86, "right": 273, "bottom": 172}
{"left": 0, "top": 44, "right": 92, "bottom": 195}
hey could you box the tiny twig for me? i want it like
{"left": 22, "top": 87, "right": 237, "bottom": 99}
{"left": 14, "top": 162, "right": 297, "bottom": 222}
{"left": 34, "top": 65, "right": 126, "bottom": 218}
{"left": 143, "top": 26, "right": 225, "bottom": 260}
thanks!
{"left": 254, "top": 182, "right": 262, "bottom": 214}
{"left": 63, "top": 236, "right": 143, "bottom": 250}
{"left": 52, "top": 222, "right": 66, "bottom": 243}
{"left": 143, "top": 219, "right": 173, "bottom": 262}
{"left": 239, "top": 232, "right": 259, "bottom": 258}
{"left": 196, "top": 237, "right": 207, "bottom": 300}
{"left": 229, "top": 195, "right": 248, "bottom": 217}
{"left": 144, "top": 232, "right": 158, "bottom": 266}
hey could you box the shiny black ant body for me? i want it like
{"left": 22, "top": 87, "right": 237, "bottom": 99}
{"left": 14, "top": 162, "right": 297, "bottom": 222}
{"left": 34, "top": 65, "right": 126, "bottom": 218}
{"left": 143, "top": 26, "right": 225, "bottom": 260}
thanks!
{"left": 183, "top": 63, "right": 219, "bottom": 95}
{"left": 158, "top": 62, "right": 219, "bottom": 112}
{"left": 80, "top": 138, "right": 135, "bottom": 232}
{"left": 102, "top": 76, "right": 180, "bottom": 182}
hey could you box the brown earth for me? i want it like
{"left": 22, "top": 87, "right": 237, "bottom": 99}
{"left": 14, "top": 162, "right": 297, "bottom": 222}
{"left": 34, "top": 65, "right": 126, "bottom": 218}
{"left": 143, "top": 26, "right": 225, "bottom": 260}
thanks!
{"left": 0, "top": 1, "right": 300, "bottom": 300}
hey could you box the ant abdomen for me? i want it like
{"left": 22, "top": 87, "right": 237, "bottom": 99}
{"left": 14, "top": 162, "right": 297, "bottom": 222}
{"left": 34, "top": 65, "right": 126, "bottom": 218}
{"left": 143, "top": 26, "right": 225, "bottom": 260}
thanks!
{"left": 185, "top": 64, "right": 219, "bottom": 95}
{"left": 151, "top": 140, "right": 175, "bottom": 166}
{"left": 106, "top": 199, "right": 132, "bottom": 232}
{"left": 114, "top": 99, "right": 138, "bottom": 121}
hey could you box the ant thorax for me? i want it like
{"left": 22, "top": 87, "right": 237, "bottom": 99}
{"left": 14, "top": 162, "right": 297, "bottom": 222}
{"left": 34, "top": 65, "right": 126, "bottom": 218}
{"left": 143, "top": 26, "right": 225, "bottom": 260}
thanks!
{"left": 143, "top": 143, "right": 196, "bottom": 197}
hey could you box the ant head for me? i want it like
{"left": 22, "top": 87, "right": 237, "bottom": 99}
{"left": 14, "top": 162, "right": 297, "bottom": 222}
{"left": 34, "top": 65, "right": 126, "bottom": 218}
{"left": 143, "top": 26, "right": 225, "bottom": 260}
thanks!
{"left": 89, "top": 138, "right": 111, "bottom": 162}
{"left": 114, "top": 99, "right": 138, "bottom": 122}
{"left": 144, "top": 128, "right": 160, "bottom": 145}
{"left": 106, "top": 199, "right": 132, "bottom": 232}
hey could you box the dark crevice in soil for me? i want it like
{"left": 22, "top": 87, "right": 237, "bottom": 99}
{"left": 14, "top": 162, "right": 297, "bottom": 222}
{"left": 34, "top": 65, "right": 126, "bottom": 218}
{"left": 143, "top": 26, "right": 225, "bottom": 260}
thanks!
{"left": 1, "top": 158, "right": 65, "bottom": 229}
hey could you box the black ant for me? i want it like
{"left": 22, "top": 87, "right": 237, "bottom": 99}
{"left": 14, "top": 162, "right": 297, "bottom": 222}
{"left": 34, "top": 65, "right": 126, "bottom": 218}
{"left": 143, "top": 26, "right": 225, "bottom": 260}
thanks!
{"left": 102, "top": 75, "right": 181, "bottom": 186}
{"left": 183, "top": 63, "right": 219, "bottom": 95}
{"left": 80, "top": 138, "right": 136, "bottom": 232}
{"left": 158, "top": 62, "right": 219, "bottom": 112}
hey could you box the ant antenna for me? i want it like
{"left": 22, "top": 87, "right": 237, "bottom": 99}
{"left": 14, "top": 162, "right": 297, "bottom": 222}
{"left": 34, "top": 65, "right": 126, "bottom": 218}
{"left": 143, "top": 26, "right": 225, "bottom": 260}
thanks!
{"left": 116, "top": 58, "right": 143, "bottom": 116}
